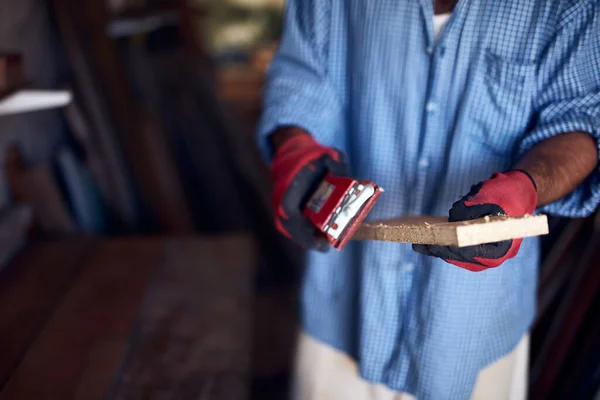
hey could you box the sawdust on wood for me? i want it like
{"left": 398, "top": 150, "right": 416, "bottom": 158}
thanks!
{"left": 354, "top": 214, "right": 549, "bottom": 247}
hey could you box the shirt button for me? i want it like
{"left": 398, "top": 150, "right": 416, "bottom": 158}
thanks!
{"left": 418, "top": 158, "right": 430, "bottom": 169}
{"left": 426, "top": 102, "right": 437, "bottom": 113}
{"left": 426, "top": 46, "right": 433, "bottom": 55}
{"left": 405, "top": 262, "right": 415, "bottom": 272}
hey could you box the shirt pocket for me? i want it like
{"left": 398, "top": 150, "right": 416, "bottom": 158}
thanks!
{"left": 466, "top": 50, "right": 537, "bottom": 156}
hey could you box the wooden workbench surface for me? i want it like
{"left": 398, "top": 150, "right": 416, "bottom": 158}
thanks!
{"left": 0, "top": 235, "right": 257, "bottom": 400}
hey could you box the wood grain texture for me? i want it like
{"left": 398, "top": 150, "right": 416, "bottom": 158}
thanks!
{"left": 110, "top": 235, "right": 257, "bottom": 400}
{"left": 0, "top": 239, "right": 94, "bottom": 385}
{"left": 354, "top": 215, "right": 549, "bottom": 247}
{"left": 0, "top": 236, "right": 257, "bottom": 400}
{"left": 0, "top": 239, "right": 162, "bottom": 400}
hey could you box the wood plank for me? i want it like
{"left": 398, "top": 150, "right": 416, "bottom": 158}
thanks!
{"left": 63, "top": 100, "right": 115, "bottom": 212}
{"left": 73, "top": 340, "right": 129, "bottom": 400}
{"left": 56, "top": 147, "right": 107, "bottom": 233}
{"left": 4, "top": 145, "right": 27, "bottom": 204}
{"left": 110, "top": 235, "right": 257, "bottom": 400}
{"left": 52, "top": 0, "right": 195, "bottom": 234}
{"left": 0, "top": 53, "right": 23, "bottom": 95}
{"left": 147, "top": 49, "right": 251, "bottom": 232}
{"left": 354, "top": 214, "right": 549, "bottom": 247}
{"left": 0, "top": 239, "right": 163, "bottom": 400}
{"left": 51, "top": 1, "right": 141, "bottom": 230}
{"left": 0, "top": 239, "right": 94, "bottom": 385}
{"left": 150, "top": 47, "right": 302, "bottom": 277}
{"left": 0, "top": 205, "right": 32, "bottom": 269}
{"left": 138, "top": 112, "right": 195, "bottom": 233}
{"left": 20, "top": 165, "right": 78, "bottom": 234}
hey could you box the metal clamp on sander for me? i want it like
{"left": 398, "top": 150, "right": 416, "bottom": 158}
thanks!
{"left": 302, "top": 173, "right": 383, "bottom": 250}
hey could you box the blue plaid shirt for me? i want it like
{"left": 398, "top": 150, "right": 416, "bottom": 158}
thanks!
{"left": 257, "top": 0, "right": 600, "bottom": 398}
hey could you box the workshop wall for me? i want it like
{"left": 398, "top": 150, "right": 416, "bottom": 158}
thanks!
{"left": 0, "top": 0, "right": 67, "bottom": 208}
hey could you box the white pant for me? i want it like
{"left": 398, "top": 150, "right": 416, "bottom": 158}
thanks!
{"left": 291, "top": 332, "right": 529, "bottom": 400}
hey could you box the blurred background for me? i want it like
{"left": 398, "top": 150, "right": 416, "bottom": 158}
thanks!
{"left": 0, "top": 0, "right": 598, "bottom": 399}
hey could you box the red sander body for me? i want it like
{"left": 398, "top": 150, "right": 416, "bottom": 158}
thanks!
{"left": 302, "top": 173, "right": 383, "bottom": 250}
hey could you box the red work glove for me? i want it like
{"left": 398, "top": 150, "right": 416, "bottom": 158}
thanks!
{"left": 413, "top": 170, "right": 538, "bottom": 272}
{"left": 271, "top": 133, "right": 349, "bottom": 251}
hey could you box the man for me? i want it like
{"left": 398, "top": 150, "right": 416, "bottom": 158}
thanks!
{"left": 257, "top": 0, "right": 600, "bottom": 398}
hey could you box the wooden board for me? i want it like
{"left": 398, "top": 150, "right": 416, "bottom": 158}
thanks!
{"left": 150, "top": 46, "right": 303, "bottom": 282}
{"left": 20, "top": 165, "right": 78, "bottom": 234}
{"left": 110, "top": 235, "right": 257, "bottom": 400}
{"left": 354, "top": 214, "right": 549, "bottom": 247}
{"left": 63, "top": 100, "right": 114, "bottom": 212}
{"left": 0, "top": 239, "right": 94, "bottom": 385}
{"left": 0, "top": 53, "right": 23, "bottom": 95}
{"left": 0, "top": 205, "right": 32, "bottom": 269}
{"left": 52, "top": 0, "right": 195, "bottom": 234}
{"left": 0, "top": 235, "right": 257, "bottom": 399}
{"left": 0, "top": 239, "right": 162, "bottom": 400}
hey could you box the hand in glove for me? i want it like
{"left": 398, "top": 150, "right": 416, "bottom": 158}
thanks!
{"left": 271, "top": 131, "right": 349, "bottom": 251}
{"left": 414, "top": 170, "right": 538, "bottom": 272}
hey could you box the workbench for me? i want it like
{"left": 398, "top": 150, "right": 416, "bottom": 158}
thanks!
{"left": 0, "top": 235, "right": 256, "bottom": 399}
